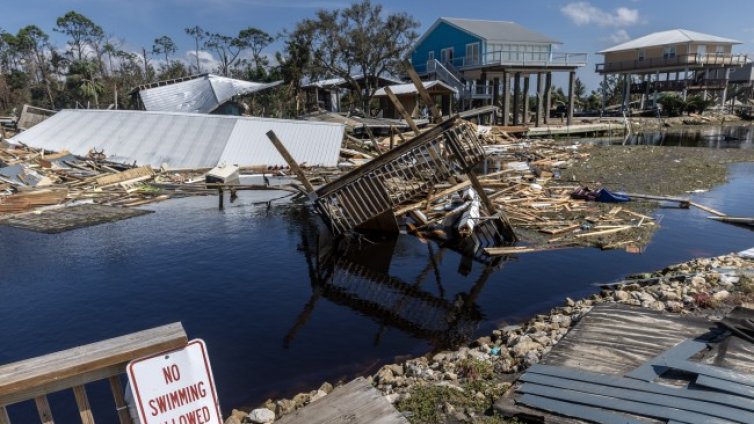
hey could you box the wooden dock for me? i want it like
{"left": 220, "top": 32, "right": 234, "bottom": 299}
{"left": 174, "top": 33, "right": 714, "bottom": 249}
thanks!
{"left": 276, "top": 378, "right": 408, "bottom": 424}
{"left": 495, "top": 304, "right": 754, "bottom": 423}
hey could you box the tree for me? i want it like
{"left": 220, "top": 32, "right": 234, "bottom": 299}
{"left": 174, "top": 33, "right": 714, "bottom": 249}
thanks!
{"left": 152, "top": 35, "right": 177, "bottom": 66}
{"left": 15, "top": 25, "right": 55, "bottom": 107}
{"left": 54, "top": 11, "right": 104, "bottom": 61}
{"left": 285, "top": 0, "right": 419, "bottom": 113}
{"left": 66, "top": 60, "right": 103, "bottom": 107}
{"left": 573, "top": 77, "right": 586, "bottom": 105}
{"left": 204, "top": 32, "right": 246, "bottom": 76}
{"left": 238, "top": 27, "right": 273, "bottom": 71}
{"left": 184, "top": 25, "right": 206, "bottom": 73}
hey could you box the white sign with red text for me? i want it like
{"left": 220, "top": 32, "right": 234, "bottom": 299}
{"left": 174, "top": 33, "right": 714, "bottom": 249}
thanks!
{"left": 128, "top": 339, "right": 222, "bottom": 424}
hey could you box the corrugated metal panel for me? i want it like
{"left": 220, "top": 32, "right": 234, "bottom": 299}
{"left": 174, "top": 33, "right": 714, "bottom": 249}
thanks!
{"left": 220, "top": 117, "right": 344, "bottom": 168}
{"left": 140, "top": 77, "right": 219, "bottom": 113}
{"left": 139, "top": 75, "right": 281, "bottom": 113}
{"left": 208, "top": 77, "right": 281, "bottom": 106}
{"left": 600, "top": 29, "right": 741, "bottom": 53}
{"left": 374, "top": 81, "right": 457, "bottom": 96}
{"left": 10, "top": 110, "right": 344, "bottom": 169}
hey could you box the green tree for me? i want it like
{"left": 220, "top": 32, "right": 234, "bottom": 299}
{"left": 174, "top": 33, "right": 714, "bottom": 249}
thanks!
{"left": 285, "top": 0, "right": 419, "bottom": 113}
{"left": 66, "top": 60, "right": 103, "bottom": 107}
{"left": 184, "top": 25, "right": 206, "bottom": 73}
{"left": 152, "top": 35, "right": 177, "bottom": 66}
{"left": 54, "top": 11, "right": 104, "bottom": 61}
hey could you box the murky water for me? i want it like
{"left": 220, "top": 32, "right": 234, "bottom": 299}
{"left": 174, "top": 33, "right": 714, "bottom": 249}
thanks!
{"left": 594, "top": 124, "right": 754, "bottom": 149}
{"left": 1, "top": 154, "right": 753, "bottom": 422}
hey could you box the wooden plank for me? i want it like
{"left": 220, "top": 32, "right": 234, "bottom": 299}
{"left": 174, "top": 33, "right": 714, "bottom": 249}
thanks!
{"left": 72, "top": 386, "right": 95, "bottom": 424}
{"left": 574, "top": 226, "right": 632, "bottom": 238}
{"left": 690, "top": 201, "right": 726, "bottom": 217}
{"left": 266, "top": 131, "right": 316, "bottom": 195}
{"left": 275, "top": 377, "right": 408, "bottom": 424}
{"left": 518, "top": 383, "right": 728, "bottom": 424}
{"left": 35, "top": 395, "right": 54, "bottom": 424}
{"left": 520, "top": 373, "right": 754, "bottom": 422}
{"left": 404, "top": 62, "right": 442, "bottom": 123}
{"left": 517, "top": 394, "right": 645, "bottom": 424}
{"left": 0, "top": 323, "right": 186, "bottom": 406}
{"left": 528, "top": 364, "right": 754, "bottom": 412}
{"left": 540, "top": 305, "right": 712, "bottom": 375}
{"left": 95, "top": 166, "right": 154, "bottom": 187}
{"left": 383, "top": 87, "right": 421, "bottom": 137}
{"left": 109, "top": 376, "right": 131, "bottom": 424}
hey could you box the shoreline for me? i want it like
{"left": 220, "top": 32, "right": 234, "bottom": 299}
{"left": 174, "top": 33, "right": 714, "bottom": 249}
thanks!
{"left": 231, "top": 250, "right": 754, "bottom": 424}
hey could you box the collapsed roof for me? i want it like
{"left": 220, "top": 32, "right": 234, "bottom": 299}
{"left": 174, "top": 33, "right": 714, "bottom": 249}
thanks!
{"left": 134, "top": 74, "right": 282, "bottom": 114}
{"left": 10, "top": 110, "right": 344, "bottom": 170}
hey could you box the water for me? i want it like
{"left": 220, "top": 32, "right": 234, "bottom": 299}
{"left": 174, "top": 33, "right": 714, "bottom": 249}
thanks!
{"left": 593, "top": 124, "right": 754, "bottom": 149}
{"left": 1, "top": 159, "right": 753, "bottom": 422}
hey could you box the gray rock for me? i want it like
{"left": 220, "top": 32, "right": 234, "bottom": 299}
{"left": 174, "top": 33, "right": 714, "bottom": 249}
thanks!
{"left": 614, "top": 290, "right": 631, "bottom": 301}
{"left": 275, "top": 400, "right": 295, "bottom": 417}
{"left": 319, "top": 382, "right": 333, "bottom": 394}
{"left": 713, "top": 290, "right": 730, "bottom": 301}
{"left": 310, "top": 390, "right": 327, "bottom": 403}
{"left": 246, "top": 408, "right": 275, "bottom": 424}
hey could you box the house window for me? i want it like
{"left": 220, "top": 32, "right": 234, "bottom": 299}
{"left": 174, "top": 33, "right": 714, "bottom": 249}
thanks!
{"left": 428, "top": 51, "right": 435, "bottom": 62}
{"left": 638, "top": 49, "right": 645, "bottom": 61}
{"left": 663, "top": 46, "right": 676, "bottom": 60}
{"left": 466, "top": 42, "right": 480, "bottom": 66}
{"left": 440, "top": 47, "right": 454, "bottom": 65}
{"left": 715, "top": 45, "right": 725, "bottom": 55}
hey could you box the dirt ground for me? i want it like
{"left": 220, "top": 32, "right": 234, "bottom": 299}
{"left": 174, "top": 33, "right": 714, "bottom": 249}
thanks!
{"left": 559, "top": 145, "right": 754, "bottom": 196}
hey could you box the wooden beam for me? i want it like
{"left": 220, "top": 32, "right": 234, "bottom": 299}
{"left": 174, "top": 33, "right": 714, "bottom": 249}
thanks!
{"left": 266, "top": 130, "right": 316, "bottom": 195}
{"left": 362, "top": 125, "right": 384, "bottom": 154}
{"left": 72, "top": 386, "right": 95, "bottom": 424}
{"left": 35, "top": 396, "right": 54, "bottom": 424}
{"left": 383, "top": 86, "right": 421, "bottom": 136}
{"left": 109, "top": 376, "right": 132, "bottom": 424}
{"left": 0, "top": 323, "right": 187, "bottom": 407}
{"left": 405, "top": 62, "right": 442, "bottom": 123}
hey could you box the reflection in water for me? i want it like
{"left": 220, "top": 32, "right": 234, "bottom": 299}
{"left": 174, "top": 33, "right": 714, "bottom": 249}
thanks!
{"left": 595, "top": 125, "right": 754, "bottom": 149}
{"left": 285, "top": 225, "right": 507, "bottom": 350}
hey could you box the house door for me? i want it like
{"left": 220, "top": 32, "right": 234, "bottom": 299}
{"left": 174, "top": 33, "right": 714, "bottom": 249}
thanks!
{"left": 697, "top": 45, "right": 706, "bottom": 57}
{"left": 441, "top": 48, "right": 454, "bottom": 65}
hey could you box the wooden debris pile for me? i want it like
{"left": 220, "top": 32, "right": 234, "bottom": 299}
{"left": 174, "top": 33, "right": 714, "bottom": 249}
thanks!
{"left": 394, "top": 134, "right": 659, "bottom": 255}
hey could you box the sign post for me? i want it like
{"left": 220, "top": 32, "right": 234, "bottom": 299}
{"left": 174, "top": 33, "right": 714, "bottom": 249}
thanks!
{"left": 128, "top": 339, "right": 222, "bottom": 424}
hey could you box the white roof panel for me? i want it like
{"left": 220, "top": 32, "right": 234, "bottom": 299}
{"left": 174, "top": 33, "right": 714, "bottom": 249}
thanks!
{"left": 600, "top": 29, "right": 741, "bottom": 53}
{"left": 374, "top": 80, "right": 458, "bottom": 96}
{"left": 139, "top": 74, "right": 281, "bottom": 113}
{"left": 10, "top": 110, "right": 344, "bottom": 170}
{"left": 220, "top": 118, "right": 344, "bottom": 168}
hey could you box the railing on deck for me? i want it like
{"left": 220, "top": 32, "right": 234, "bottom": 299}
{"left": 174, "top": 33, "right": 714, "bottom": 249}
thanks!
{"left": 414, "top": 51, "right": 588, "bottom": 75}
{"left": 596, "top": 53, "right": 749, "bottom": 73}
{"left": 0, "top": 323, "right": 188, "bottom": 424}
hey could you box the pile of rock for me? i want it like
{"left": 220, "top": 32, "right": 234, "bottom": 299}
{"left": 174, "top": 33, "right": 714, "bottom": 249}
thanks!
{"left": 223, "top": 382, "right": 333, "bottom": 424}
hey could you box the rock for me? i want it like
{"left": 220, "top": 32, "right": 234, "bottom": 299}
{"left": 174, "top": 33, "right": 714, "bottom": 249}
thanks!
{"left": 513, "top": 339, "right": 542, "bottom": 357}
{"left": 639, "top": 292, "right": 656, "bottom": 303}
{"left": 247, "top": 408, "right": 275, "bottom": 424}
{"left": 662, "top": 291, "right": 681, "bottom": 302}
{"left": 474, "top": 336, "right": 492, "bottom": 347}
{"left": 231, "top": 409, "right": 249, "bottom": 421}
{"left": 275, "top": 399, "right": 295, "bottom": 417}
{"left": 666, "top": 301, "right": 684, "bottom": 312}
{"left": 225, "top": 418, "right": 242, "bottom": 424}
{"left": 377, "top": 367, "right": 395, "bottom": 385}
{"left": 292, "top": 392, "right": 311, "bottom": 408}
{"left": 385, "top": 393, "right": 400, "bottom": 404}
{"left": 691, "top": 276, "right": 706, "bottom": 287}
{"left": 319, "top": 382, "right": 333, "bottom": 394}
{"left": 565, "top": 297, "right": 576, "bottom": 307}
{"left": 650, "top": 301, "right": 666, "bottom": 311}
{"left": 310, "top": 390, "right": 327, "bottom": 403}
{"left": 713, "top": 290, "right": 730, "bottom": 301}
{"left": 614, "top": 290, "right": 631, "bottom": 302}
{"left": 443, "top": 371, "right": 458, "bottom": 381}
{"left": 386, "top": 364, "right": 404, "bottom": 376}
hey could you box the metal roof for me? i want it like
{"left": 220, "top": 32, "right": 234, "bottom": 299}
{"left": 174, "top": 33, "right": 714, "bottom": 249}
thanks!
{"left": 138, "top": 74, "right": 282, "bottom": 113}
{"left": 373, "top": 80, "right": 458, "bottom": 96}
{"left": 10, "top": 110, "right": 344, "bottom": 169}
{"left": 600, "top": 29, "right": 742, "bottom": 53}
{"left": 301, "top": 74, "right": 403, "bottom": 89}
{"left": 437, "top": 18, "right": 561, "bottom": 45}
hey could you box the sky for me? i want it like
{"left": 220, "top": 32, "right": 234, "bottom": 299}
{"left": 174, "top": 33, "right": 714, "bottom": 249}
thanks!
{"left": 4, "top": 0, "right": 754, "bottom": 90}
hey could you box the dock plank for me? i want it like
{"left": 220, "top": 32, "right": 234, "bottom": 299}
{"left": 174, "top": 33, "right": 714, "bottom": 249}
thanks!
{"left": 275, "top": 378, "right": 408, "bottom": 424}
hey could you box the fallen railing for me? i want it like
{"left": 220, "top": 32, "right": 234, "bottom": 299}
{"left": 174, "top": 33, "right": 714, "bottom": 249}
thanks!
{"left": 0, "top": 323, "right": 188, "bottom": 424}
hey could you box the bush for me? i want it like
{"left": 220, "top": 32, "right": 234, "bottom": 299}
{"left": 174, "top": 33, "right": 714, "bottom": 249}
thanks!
{"left": 657, "top": 94, "right": 685, "bottom": 117}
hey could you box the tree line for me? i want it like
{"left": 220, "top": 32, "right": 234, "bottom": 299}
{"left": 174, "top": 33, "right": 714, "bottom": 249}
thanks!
{"left": 0, "top": 1, "right": 419, "bottom": 118}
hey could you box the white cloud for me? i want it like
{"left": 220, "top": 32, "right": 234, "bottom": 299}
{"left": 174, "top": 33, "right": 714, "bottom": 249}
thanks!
{"left": 608, "top": 29, "right": 631, "bottom": 44}
{"left": 561, "top": 2, "right": 640, "bottom": 27}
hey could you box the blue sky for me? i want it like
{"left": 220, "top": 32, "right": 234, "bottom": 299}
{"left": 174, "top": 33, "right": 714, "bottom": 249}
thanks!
{"left": 4, "top": 0, "right": 754, "bottom": 90}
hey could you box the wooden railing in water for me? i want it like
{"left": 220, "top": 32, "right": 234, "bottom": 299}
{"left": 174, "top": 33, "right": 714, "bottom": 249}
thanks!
{"left": 0, "top": 322, "right": 188, "bottom": 424}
